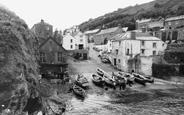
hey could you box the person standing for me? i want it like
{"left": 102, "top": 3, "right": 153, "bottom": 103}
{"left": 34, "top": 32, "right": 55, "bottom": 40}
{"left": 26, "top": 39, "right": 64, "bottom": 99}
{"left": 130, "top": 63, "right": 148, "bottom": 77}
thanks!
{"left": 119, "top": 78, "right": 126, "bottom": 90}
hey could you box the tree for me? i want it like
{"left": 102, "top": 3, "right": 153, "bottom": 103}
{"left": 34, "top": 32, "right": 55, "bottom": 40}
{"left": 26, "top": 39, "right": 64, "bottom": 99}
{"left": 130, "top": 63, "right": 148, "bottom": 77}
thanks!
{"left": 154, "top": 3, "right": 161, "bottom": 8}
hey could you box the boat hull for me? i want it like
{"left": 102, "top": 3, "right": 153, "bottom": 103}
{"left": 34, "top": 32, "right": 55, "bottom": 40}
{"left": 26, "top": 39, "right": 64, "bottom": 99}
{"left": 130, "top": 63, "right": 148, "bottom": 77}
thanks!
{"left": 73, "top": 85, "right": 85, "bottom": 97}
{"left": 92, "top": 74, "right": 104, "bottom": 86}
{"left": 75, "top": 75, "right": 89, "bottom": 88}
{"left": 134, "top": 78, "right": 146, "bottom": 86}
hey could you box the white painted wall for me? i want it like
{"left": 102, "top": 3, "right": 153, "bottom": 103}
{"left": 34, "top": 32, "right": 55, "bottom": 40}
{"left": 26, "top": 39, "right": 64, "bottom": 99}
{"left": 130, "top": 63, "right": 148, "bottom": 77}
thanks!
{"left": 139, "top": 39, "right": 167, "bottom": 56}
{"left": 74, "top": 32, "right": 88, "bottom": 49}
{"left": 107, "top": 40, "right": 113, "bottom": 52}
{"left": 62, "top": 34, "right": 75, "bottom": 50}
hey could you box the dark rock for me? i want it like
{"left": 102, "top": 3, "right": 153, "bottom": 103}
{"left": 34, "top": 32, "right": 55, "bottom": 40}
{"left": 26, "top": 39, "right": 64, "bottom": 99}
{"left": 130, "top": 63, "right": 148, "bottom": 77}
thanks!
{"left": 0, "top": 5, "right": 39, "bottom": 115}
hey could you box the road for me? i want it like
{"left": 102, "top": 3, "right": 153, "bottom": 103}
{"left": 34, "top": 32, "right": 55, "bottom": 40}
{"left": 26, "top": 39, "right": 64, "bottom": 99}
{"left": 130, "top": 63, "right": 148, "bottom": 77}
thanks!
{"left": 65, "top": 44, "right": 184, "bottom": 115}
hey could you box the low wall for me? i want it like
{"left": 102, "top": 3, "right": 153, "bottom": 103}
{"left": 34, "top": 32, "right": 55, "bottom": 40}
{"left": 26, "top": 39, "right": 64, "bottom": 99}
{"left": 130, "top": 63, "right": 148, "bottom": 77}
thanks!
{"left": 152, "top": 63, "right": 184, "bottom": 79}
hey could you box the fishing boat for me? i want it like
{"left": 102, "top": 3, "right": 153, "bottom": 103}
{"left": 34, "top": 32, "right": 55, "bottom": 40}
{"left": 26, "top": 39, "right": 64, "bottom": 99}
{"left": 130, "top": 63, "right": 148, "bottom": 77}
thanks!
{"left": 132, "top": 73, "right": 147, "bottom": 86}
{"left": 73, "top": 85, "right": 85, "bottom": 97}
{"left": 133, "top": 73, "right": 154, "bottom": 83}
{"left": 118, "top": 71, "right": 134, "bottom": 83}
{"left": 103, "top": 74, "right": 116, "bottom": 87}
{"left": 75, "top": 74, "right": 89, "bottom": 88}
{"left": 91, "top": 73, "right": 104, "bottom": 86}
{"left": 96, "top": 68, "right": 106, "bottom": 77}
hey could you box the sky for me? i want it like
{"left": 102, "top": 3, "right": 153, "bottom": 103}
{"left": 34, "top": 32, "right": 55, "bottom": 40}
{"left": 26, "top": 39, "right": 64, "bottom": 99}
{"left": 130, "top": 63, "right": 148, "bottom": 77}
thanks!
{"left": 1, "top": 0, "right": 154, "bottom": 31}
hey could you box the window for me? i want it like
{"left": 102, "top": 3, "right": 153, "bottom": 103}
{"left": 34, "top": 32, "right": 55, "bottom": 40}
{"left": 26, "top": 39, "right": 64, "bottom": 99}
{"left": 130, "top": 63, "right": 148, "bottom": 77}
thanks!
{"left": 126, "top": 49, "right": 129, "bottom": 55}
{"left": 70, "top": 39, "right": 73, "bottom": 43}
{"left": 168, "top": 22, "right": 171, "bottom": 25}
{"left": 70, "top": 45, "right": 73, "bottom": 49}
{"left": 80, "top": 39, "right": 83, "bottom": 42}
{"left": 57, "top": 52, "right": 63, "bottom": 62}
{"left": 141, "top": 49, "right": 145, "bottom": 55}
{"left": 162, "top": 43, "right": 164, "bottom": 47}
{"left": 119, "top": 41, "right": 121, "bottom": 46}
{"left": 40, "top": 53, "right": 46, "bottom": 63}
{"left": 118, "top": 59, "right": 121, "bottom": 63}
{"left": 116, "top": 49, "right": 118, "bottom": 55}
{"left": 141, "top": 41, "right": 145, "bottom": 46}
{"left": 153, "top": 43, "right": 157, "bottom": 48}
{"left": 153, "top": 51, "right": 156, "bottom": 55}
{"left": 80, "top": 35, "right": 83, "bottom": 38}
{"left": 175, "top": 20, "right": 179, "bottom": 24}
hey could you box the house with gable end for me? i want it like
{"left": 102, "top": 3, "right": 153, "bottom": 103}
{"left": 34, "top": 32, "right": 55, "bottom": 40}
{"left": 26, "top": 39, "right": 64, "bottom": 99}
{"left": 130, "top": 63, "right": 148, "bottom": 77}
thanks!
{"left": 38, "top": 36, "right": 68, "bottom": 77}
{"left": 62, "top": 31, "right": 89, "bottom": 60}
{"left": 111, "top": 31, "right": 166, "bottom": 76}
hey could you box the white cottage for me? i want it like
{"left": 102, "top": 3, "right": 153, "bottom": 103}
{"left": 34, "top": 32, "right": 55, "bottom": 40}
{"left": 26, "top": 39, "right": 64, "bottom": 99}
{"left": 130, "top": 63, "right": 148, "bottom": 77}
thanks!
{"left": 111, "top": 31, "right": 167, "bottom": 75}
{"left": 62, "top": 33, "right": 75, "bottom": 50}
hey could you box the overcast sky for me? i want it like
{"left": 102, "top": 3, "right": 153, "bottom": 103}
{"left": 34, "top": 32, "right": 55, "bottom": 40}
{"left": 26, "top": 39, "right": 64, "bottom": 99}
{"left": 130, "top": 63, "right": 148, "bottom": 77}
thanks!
{"left": 1, "top": 0, "right": 153, "bottom": 31}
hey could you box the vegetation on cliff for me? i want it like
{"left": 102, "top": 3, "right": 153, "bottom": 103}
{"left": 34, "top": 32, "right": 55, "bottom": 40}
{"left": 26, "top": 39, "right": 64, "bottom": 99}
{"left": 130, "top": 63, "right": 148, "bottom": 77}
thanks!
{"left": 79, "top": 0, "right": 184, "bottom": 32}
{"left": 0, "top": 6, "right": 40, "bottom": 115}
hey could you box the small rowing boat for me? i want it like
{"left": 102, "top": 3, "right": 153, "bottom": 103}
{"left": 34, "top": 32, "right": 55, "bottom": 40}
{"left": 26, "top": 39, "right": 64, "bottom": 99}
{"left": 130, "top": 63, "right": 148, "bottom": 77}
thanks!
{"left": 91, "top": 73, "right": 104, "bottom": 86}
{"left": 73, "top": 85, "right": 86, "bottom": 97}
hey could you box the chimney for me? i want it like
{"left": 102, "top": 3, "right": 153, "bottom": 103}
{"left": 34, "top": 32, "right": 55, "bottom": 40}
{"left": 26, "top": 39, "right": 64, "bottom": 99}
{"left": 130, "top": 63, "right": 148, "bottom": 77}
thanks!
{"left": 41, "top": 19, "right": 44, "bottom": 23}
{"left": 131, "top": 31, "right": 136, "bottom": 40}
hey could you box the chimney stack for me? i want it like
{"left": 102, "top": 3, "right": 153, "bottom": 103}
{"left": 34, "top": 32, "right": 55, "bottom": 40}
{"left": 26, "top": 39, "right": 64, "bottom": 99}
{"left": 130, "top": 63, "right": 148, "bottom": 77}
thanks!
{"left": 131, "top": 31, "right": 136, "bottom": 40}
{"left": 41, "top": 19, "right": 44, "bottom": 23}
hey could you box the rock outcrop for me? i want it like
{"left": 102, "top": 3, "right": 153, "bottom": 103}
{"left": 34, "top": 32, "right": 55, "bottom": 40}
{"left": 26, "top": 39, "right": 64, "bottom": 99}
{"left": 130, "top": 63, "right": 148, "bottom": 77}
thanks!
{"left": 0, "top": 6, "right": 41, "bottom": 115}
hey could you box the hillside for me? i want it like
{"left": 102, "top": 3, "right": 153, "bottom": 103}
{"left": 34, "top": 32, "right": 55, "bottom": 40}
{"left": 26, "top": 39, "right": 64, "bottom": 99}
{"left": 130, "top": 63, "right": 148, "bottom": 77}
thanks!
{"left": 79, "top": 0, "right": 184, "bottom": 32}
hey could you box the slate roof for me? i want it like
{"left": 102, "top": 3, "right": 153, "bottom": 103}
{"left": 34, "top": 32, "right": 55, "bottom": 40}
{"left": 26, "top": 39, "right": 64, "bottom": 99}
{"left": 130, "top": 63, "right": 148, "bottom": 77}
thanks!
{"left": 38, "top": 37, "right": 67, "bottom": 52}
{"left": 113, "top": 32, "right": 161, "bottom": 41}
{"left": 110, "top": 33, "right": 125, "bottom": 41}
{"left": 96, "top": 27, "right": 118, "bottom": 35}
{"left": 165, "top": 15, "right": 184, "bottom": 22}
{"left": 84, "top": 29, "right": 100, "bottom": 34}
{"left": 136, "top": 19, "right": 151, "bottom": 23}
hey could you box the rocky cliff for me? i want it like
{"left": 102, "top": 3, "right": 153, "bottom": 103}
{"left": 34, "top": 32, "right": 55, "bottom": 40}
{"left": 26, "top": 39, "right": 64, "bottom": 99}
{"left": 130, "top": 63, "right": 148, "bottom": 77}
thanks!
{"left": 0, "top": 6, "right": 41, "bottom": 115}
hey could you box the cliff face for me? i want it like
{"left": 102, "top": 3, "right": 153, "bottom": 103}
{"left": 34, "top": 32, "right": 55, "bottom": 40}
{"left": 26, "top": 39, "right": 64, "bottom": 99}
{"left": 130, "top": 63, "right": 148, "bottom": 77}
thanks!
{"left": 0, "top": 7, "right": 40, "bottom": 114}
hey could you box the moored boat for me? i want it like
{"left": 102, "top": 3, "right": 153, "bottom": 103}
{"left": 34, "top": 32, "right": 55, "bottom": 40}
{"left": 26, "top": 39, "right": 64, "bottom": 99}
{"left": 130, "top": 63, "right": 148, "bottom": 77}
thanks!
{"left": 134, "top": 73, "right": 154, "bottom": 83}
{"left": 132, "top": 73, "right": 147, "bottom": 86}
{"left": 76, "top": 74, "right": 89, "bottom": 88}
{"left": 118, "top": 71, "right": 134, "bottom": 82}
{"left": 73, "top": 85, "right": 86, "bottom": 97}
{"left": 103, "top": 74, "right": 116, "bottom": 87}
{"left": 96, "top": 68, "right": 106, "bottom": 77}
{"left": 91, "top": 73, "right": 105, "bottom": 86}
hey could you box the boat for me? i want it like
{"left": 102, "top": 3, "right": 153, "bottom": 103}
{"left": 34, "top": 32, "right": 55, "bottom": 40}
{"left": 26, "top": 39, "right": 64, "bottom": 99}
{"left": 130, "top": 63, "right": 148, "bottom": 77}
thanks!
{"left": 91, "top": 73, "right": 105, "bottom": 86}
{"left": 75, "top": 74, "right": 89, "bottom": 88}
{"left": 73, "top": 85, "right": 86, "bottom": 97}
{"left": 144, "top": 76, "right": 154, "bottom": 83}
{"left": 132, "top": 73, "right": 147, "bottom": 86}
{"left": 118, "top": 71, "right": 135, "bottom": 83}
{"left": 103, "top": 74, "right": 116, "bottom": 87}
{"left": 96, "top": 68, "right": 106, "bottom": 77}
{"left": 133, "top": 73, "right": 154, "bottom": 83}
